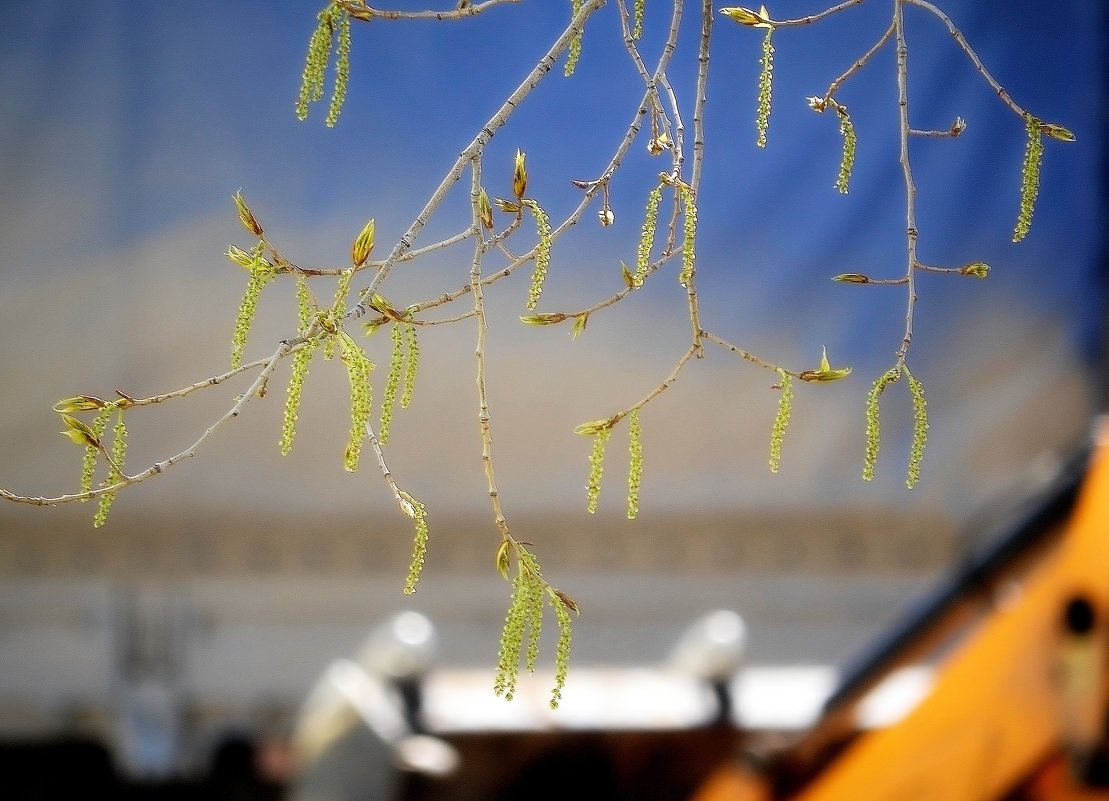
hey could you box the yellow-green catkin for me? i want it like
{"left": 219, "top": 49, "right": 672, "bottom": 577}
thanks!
{"left": 401, "top": 322, "right": 418, "bottom": 409}
{"left": 324, "top": 268, "right": 355, "bottom": 360}
{"left": 769, "top": 370, "right": 793, "bottom": 473}
{"left": 835, "top": 106, "right": 856, "bottom": 194}
{"left": 549, "top": 590, "right": 574, "bottom": 708}
{"left": 905, "top": 367, "right": 929, "bottom": 489}
{"left": 627, "top": 409, "right": 643, "bottom": 520}
{"left": 402, "top": 494, "right": 428, "bottom": 595}
{"left": 295, "top": 275, "right": 314, "bottom": 334}
{"left": 380, "top": 322, "right": 404, "bottom": 446}
{"left": 281, "top": 341, "right": 317, "bottom": 456}
{"left": 863, "top": 367, "right": 902, "bottom": 482}
{"left": 1013, "top": 114, "right": 1043, "bottom": 242}
{"left": 337, "top": 331, "right": 374, "bottom": 472}
{"left": 80, "top": 406, "right": 114, "bottom": 498}
{"left": 231, "top": 255, "right": 276, "bottom": 369}
{"left": 296, "top": 7, "right": 338, "bottom": 122}
{"left": 634, "top": 185, "right": 663, "bottom": 287}
{"left": 756, "top": 27, "right": 774, "bottom": 147}
{"left": 525, "top": 201, "right": 552, "bottom": 310}
{"left": 633, "top": 0, "right": 646, "bottom": 39}
{"left": 524, "top": 565, "right": 545, "bottom": 674}
{"left": 565, "top": 0, "right": 584, "bottom": 76}
{"left": 94, "top": 409, "right": 127, "bottom": 528}
{"left": 326, "top": 10, "right": 352, "bottom": 127}
{"left": 586, "top": 425, "right": 612, "bottom": 513}
{"left": 678, "top": 186, "right": 697, "bottom": 287}
{"left": 494, "top": 569, "right": 530, "bottom": 701}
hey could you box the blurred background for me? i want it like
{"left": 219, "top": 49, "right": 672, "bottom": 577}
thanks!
{"left": 0, "top": 0, "right": 1104, "bottom": 797}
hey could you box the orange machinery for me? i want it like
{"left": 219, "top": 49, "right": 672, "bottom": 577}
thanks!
{"left": 694, "top": 426, "right": 1109, "bottom": 801}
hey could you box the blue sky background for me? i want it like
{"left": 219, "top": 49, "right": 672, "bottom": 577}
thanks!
{"left": 0, "top": 1, "right": 1105, "bottom": 524}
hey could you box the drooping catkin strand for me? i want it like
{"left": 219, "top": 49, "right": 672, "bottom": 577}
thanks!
{"left": 280, "top": 340, "right": 317, "bottom": 456}
{"left": 550, "top": 591, "right": 574, "bottom": 709}
{"left": 80, "top": 406, "right": 114, "bottom": 498}
{"left": 380, "top": 322, "right": 404, "bottom": 446}
{"left": 295, "top": 275, "right": 314, "bottom": 334}
{"left": 325, "top": 268, "right": 355, "bottom": 360}
{"left": 769, "top": 370, "right": 793, "bottom": 473}
{"left": 94, "top": 409, "right": 127, "bottom": 528}
{"left": 1013, "top": 114, "right": 1043, "bottom": 242}
{"left": 326, "top": 10, "right": 352, "bottom": 127}
{"left": 565, "top": 0, "right": 584, "bottom": 76}
{"left": 863, "top": 367, "right": 902, "bottom": 482}
{"left": 633, "top": 0, "right": 646, "bottom": 39}
{"left": 586, "top": 425, "right": 612, "bottom": 513}
{"left": 756, "top": 27, "right": 775, "bottom": 147}
{"left": 401, "top": 492, "right": 428, "bottom": 595}
{"left": 634, "top": 185, "right": 663, "bottom": 287}
{"left": 904, "top": 366, "right": 929, "bottom": 489}
{"left": 524, "top": 566, "right": 545, "bottom": 673}
{"left": 835, "top": 106, "right": 856, "bottom": 194}
{"left": 337, "top": 331, "right": 374, "bottom": 472}
{"left": 494, "top": 568, "right": 531, "bottom": 700}
{"left": 627, "top": 409, "right": 643, "bottom": 520}
{"left": 678, "top": 185, "right": 697, "bottom": 287}
{"left": 296, "top": 7, "right": 337, "bottom": 121}
{"left": 401, "top": 322, "right": 418, "bottom": 409}
{"left": 525, "top": 201, "right": 552, "bottom": 310}
{"left": 230, "top": 257, "right": 276, "bottom": 369}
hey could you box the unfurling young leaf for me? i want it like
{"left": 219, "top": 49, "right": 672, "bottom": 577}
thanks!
{"left": 799, "top": 345, "right": 852, "bottom": 382}
{"left": 768, "top": 369, "right": 793, "bottom": 473}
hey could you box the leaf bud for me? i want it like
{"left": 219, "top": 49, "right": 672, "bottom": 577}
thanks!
{"left": 513, "top": 148, "right": 528, "bottom": 199}
{"left": 233, "top": 190, "right": 263, "bottom": 237}
{"left": 1040, "top": 122, "right": 1076, "bottom": 143}
{"left": 225, "top": 245, "right": 254, "bottom": 269}
{"left": 959, "top": 262, "right": 990, "bottom": 279}
{"left": 59, "top": 413, "right": 100, "bottom": 448}
{"left": 799, "top": 345, "right": 853, "bottom": 382}
{"left": 53, "top": 396, "right": 107, "bottom": 414}
{"left": 520, "top": 313, "right": 568, "bottom": 326}
{"left": 351, "top": 218, "right": 376, "bottom": 267}
{"left": 832, "top": 273, "right": 870, "bottom": 283}
{"left": 495, "top": 541, "right": 511, "bottom": 580}
{"left": 478, "top": 188, "right": 495, "bottom": 230}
